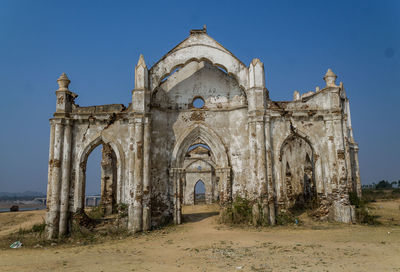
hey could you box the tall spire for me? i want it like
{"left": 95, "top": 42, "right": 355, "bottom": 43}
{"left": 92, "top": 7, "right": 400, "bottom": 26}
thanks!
{"left": 137, "top": 54, "right": 147, "bottom": 68}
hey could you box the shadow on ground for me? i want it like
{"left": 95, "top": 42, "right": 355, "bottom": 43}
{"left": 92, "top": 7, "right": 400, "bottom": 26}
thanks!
{"left": 182, "top": 211, "right": 219, "bottom": 223}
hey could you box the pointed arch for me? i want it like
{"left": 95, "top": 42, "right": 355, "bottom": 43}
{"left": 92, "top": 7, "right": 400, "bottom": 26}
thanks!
{"left": 171, "top": 124, "right": 229, "bottom": 169}
{"left": 279, "top": 132, "right": 316, "bottom": 208}
{"left": 279, "top": 132, "right": 315, "bottom": 161}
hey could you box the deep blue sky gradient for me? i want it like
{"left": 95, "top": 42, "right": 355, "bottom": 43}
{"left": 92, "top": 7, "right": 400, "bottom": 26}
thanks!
{"left": 0, "top": 0, "right": 399, "bottom": 194}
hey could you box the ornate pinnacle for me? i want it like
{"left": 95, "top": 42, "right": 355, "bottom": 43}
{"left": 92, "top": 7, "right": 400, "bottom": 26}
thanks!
{"left": 57, "top": 72, "right": 70, "bottom": 90}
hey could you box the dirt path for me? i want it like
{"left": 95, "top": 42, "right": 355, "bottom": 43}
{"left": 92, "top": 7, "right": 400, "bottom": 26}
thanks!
{"left": 0, "top": 205, "right": 400, "bottom": 272}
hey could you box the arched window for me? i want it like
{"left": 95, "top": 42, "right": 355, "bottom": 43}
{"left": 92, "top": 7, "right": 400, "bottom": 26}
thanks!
{"left": 194, "top": 180, "right": 206, "bottom": 205}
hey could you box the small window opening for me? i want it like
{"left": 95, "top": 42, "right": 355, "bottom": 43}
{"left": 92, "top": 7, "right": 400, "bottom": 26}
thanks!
{"left": 187, "top": 143, "right": 211, "bottom": 152}
{"left": 192, "top": 97, "right": 205, "bottom": 109}
{"left": 160, "top": 67, "right": 181, "bottom": 83}
{"left": 197, "top": 166, "right": 202, "bottom": 171}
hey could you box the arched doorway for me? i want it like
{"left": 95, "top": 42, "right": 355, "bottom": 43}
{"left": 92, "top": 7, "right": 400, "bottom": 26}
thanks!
{"left": 170, "top": 124, "right": 231, "bottom": 224}
{"left": 182, "top": 144, "right": 217, "bottom": 205}
{"left": 75, "top": 140, "right": 120, "bottom": 218}
{"left": 194, "top": 180, "right": 206, "bottom": 205}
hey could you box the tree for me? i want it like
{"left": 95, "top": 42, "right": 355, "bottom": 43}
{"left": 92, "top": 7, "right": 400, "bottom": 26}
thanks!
{"left": 376, "top": 180, "right": 392, "bottom": 189}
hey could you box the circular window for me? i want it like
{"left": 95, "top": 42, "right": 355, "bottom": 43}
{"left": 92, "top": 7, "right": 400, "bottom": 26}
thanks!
{"left": 192, "top": 97, "right": 205, "bottom": 109}
{"left": 197, "top": 166, "right": 202, "bottom": 171}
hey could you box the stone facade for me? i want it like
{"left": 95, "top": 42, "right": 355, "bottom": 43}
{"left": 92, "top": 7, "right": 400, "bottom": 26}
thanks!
{"left": 45, "top": 27, "right": 361, "bottom": 239}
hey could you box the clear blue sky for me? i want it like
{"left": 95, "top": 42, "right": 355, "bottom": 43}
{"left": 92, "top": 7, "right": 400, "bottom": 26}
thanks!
{"left": 0, "top": 0, "right": 399, "bottom": 194}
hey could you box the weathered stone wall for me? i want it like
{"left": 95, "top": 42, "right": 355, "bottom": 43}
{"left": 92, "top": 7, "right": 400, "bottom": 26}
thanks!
{"left": 45, "top": 28, "right": 361, "bottom": 239}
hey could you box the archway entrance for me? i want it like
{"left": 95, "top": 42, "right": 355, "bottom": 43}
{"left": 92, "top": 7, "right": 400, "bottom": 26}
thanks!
{"left": 182, "top": 144, "right": 218, "bottom": 205}
{"left": 281, "top": 135, "right": 316, "bottom": 211}
{"left": 170, "top": 125, "right": 231, "bottom": 224}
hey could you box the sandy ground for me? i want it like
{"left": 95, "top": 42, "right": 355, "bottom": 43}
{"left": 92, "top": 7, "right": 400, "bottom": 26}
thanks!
{"left": 0, "top": 204, "right": 400, "bottom": 272}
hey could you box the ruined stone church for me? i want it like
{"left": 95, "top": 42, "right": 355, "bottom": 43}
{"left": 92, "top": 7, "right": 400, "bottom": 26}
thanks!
{"left": 45, "top": 27, "right": 361, "bottom": 238}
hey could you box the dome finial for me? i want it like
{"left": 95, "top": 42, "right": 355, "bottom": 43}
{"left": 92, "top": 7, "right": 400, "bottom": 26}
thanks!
{"left": 323, "top": 68, "right": 337, "bottom": 87}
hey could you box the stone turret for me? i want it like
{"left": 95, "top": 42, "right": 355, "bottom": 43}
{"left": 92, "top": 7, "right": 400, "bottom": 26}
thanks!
{"left": 324, "top": 68, "right": 338, "bottom": 87}
{"left": 55, "top": 73, "right": 77, "bottom": 115}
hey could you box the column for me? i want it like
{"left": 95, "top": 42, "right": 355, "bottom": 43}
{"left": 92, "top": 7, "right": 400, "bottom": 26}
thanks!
{"left": 133, "top": 119, "right": 144, "bottom": 232}
{"left": 255, "top": 117, "right": 267, "bottom": 197}
{"left": 264, "top": 117, "right": 275, "bottom": 225}
{"left": 46, "top": 122, "right": 56, "bottom": 208}
{"left": 46, "top": 120, "right": 64, "bottom": 239}
{"left": 177, "top": 169, "right": 183, "bottom": 225}
{"left": 59, "top": 120, "right": 72, "bottom": 236}
{"left": 127, "top": 120, "right": 136, "bottom": 230}
{"left": 352, "top": 145, "right": 362, "bottom": 197}
{"left": 333, "top": 116, "right": 349, "bottom": 203}
{"left": 219, "top": 168, "right": 232, "bottom": 204}
{"left": 248, "top": 118, "right": 257, "bottom": 196}
{"left": 142, "top": 116, "right": 152, "bottom": 231}
{"left": 171, "top": 168, "right": 178, "bottom": 224}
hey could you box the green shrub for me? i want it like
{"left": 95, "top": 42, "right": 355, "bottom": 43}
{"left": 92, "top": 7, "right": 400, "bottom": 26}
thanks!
{"left": 17, "top": 220, "right": 46, "bottom": 235}
{"left": 349, "top": 192, "right": 360, "bottom": 207}
{"left": 220, "top": 196, "right": 252, "bottom": 225}
{"left": 87, "top": 206, "right": 104, "bottom": 220}
{"left": 350, "top": 192, "right": 380, "bottom": 225}
{"left": 117, "top": 203, "right": 128, "bottom": 218}
{"left": 31, "top": 222, "right": 46, "bottom": 234}
{"left": 276, "top": 211, "right": 298, "bottom": 225}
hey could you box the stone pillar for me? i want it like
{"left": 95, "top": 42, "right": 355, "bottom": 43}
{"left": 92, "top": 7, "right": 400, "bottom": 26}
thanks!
{"left": 132, "top": 119, "right": 144, "bottom": 232}
{"left": 333, "top": 116, "right": 349, "bottom": 203}
{"left": 46, "top": 121, "right": 56, "bottom": 209}
{"left": 177, "top": 169, "right": 184, "bottom": 224}
{"left": 59, "top": 120, "right": 73, "bottom": 236}
{"left": 264, "top": 117, "right": 275, "bottom": 225}
{"left": 352, "top": 145, "right": 362, "bottom": 197}
{"left": 128, "top": 54, "right": 149, "bottom": 232}
{"left": 170, "top": 168, "right": 180, "bottom": 224}
{"left": 127, "top": 120, "right": 136, "bottom": 230}
{"left": 217, "top": 168, "right": 231, "bottom": 204}
{"left": 142, "top": 116, "right": 152, "bottom": 231}
{"left": 255, "top": 117, "right": 267, "bottom": 196}
{"left": 247, "top": 58, "right": 268, "bottom": 201}
{"left": 46, "top": 120, "right": 64, "bottom": 239}
{"left": 248, "top": 119, "right": 257, "bottom": 196}
{"left": 100, "top": 144, "right": 116, "bottom": 215}
{"left": 324, "top": 118, "right": 336, "bottom": 194}
{"left": 74, "top": 158, "right": 86, "bottom": 212}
